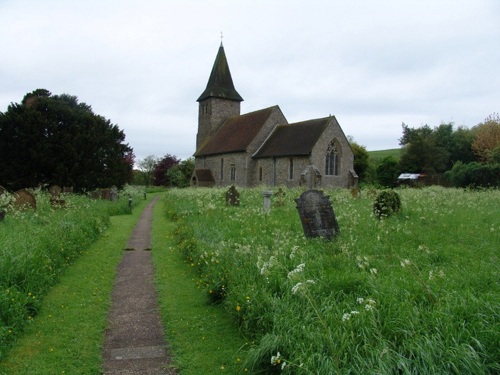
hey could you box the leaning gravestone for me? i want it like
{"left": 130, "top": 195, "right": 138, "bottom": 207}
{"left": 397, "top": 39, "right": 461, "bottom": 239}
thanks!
{"left": 295, "top": 189, "right": 339, "bottom": 240}
{"left": 13, "top": 189, "right": 36, "bottom": 210}
{"left": 225, "top": 185, "right": 240, "bottom": 206}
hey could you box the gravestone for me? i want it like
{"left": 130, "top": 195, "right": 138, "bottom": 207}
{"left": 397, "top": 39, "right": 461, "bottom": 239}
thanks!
{"left": 262, "top": 190, "right": 273, "bottom": 213}
{"left": 300, "top": 166, "right": 322, "bottom": 189}
{"left": 275, "top": 188, "right": 286, "bottom": 206}
{"left": 351, "top": 187, "right": 361, "bottom": 198}
{"left": 100, "top": 189, "right": 111, "bottom": 200}
{"left": 63, "top": 186, "right": 73, "bottom": 194}
{"left": 225, "top": 185, "right": 240, "bottom": 206}
{"left": 110, "top": 186, "right": 118, "bottom": 201}
{"left": 295, "top": 189, "right": 339, "bottom": 240}
{"left": 13, "top": 189, "right": 36, "bottom": 210}
{"left": 49, "top": 185, "right": 62, "bottom": 197}
{"left": 0, "top": 209, "right": 5, "bottom": 222}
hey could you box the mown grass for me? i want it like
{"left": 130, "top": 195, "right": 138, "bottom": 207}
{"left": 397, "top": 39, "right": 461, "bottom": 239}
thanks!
{"left": 151, "top": 199, "right": 250, "bottom": 374}
{"left": 368, "top": 148, "right": 401, "bottom": 164}
{"left": 0, "top": 187, "right": 152, "bottom": 373}
{"left": 162, "top": 186, "right": 499, "bottom": 374}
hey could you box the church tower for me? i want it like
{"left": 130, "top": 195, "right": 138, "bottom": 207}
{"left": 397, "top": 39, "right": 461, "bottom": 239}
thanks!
{"left": 196, "top": 43, "right": 243, "bottom": 150}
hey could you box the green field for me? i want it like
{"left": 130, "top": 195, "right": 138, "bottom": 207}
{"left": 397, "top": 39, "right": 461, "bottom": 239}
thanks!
{"left": 368, "top": 148, "right": 401, "bottom": 164}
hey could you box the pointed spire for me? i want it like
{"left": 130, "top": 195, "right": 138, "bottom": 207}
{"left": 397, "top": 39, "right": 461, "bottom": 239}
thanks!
{"left": 197, "top": 44, "right": 243, "bottom": 102}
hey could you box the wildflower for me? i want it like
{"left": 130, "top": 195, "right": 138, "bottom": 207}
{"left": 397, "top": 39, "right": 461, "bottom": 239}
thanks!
{"left": 271, "top": 352, "right": 285, "bottom": 368}
{"left": 356, "top": 297, "right": 364, "bottom": 304}
{"left": 370, "top": 268, "right": 378, "bottom": 275}
{"left": 400, "top": 259, "right": 411, "bottom": 267}
{"left": 291, "top": 282, "right": 303, "bottom": 294}
{"left": 287, "top": 263, "right": 306, "bottom": 279}
{"left": 236, "top": 305, "right": 241, "bottom": 312}
{"left": 342, "top": 313, "right": 351, "bottom": 321}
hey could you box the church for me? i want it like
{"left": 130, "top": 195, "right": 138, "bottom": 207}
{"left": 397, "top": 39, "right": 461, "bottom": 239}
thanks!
{"left": 191, "top": 44, "right": 357, "bottom": 189}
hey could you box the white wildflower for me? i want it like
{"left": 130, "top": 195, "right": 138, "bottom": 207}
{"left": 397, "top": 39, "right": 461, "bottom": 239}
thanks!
{"left": 356, "top": 297, "right": 364, "bottom": 304}
{"left": 370, "top": 268, "right": 378, "bottom": 275}
{"left": 400, "top": 259, "right": 411, "bottom": 267}
{"left": 291, "top": 282, "right": 303, "bottom": 294}
{"left": 287, "top": 263, "right": 306, "bottom": 279}
{"left": 342, "top": 313, "right": 351, "bottom": 321}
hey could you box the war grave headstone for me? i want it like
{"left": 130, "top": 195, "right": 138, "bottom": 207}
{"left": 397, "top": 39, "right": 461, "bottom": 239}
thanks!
{"left": 295, "top": 190, "right": 339, "bottom": 240}
{"left": 225, "top": 185, "right": 240, "bottom": 206}
{"left": 13, "top": 189, "right": 36, "bottom": 210}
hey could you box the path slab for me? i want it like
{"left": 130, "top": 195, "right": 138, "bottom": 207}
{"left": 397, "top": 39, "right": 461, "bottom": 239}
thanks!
{"left": 102, "top": 197, "right": 177, "bottom": 374}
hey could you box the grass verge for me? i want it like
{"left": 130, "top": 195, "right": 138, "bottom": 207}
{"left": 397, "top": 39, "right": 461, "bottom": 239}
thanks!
{"left": 0, "top": 194, "right": 155, "bottom": 374}
{"left": 151, "top": 198, "right": 250, "bottom": 374}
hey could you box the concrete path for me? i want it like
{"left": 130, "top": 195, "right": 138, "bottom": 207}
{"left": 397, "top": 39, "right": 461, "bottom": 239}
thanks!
{"left": 102, "top": 196, "right": 177, "bottom": 374}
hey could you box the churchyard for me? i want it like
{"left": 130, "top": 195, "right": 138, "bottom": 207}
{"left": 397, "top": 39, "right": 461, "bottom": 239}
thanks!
{"left": 0, "top": 185, "right": 498, "bottom": 373}
{"left": 164, "top": 186, "right": 499, "bottom": 373}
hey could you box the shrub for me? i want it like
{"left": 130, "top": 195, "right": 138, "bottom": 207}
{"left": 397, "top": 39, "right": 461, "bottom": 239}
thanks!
{"left": 373, "top": 190, "right": 401, "bottom": 218}
{"left": 445, "top": 161, "right": 500, "bottom": 188}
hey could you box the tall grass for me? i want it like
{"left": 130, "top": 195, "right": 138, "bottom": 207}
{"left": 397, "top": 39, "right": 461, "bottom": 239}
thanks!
{"left": 0, "top": 185, "right": 145, "bottom": 358}
{"left": 163, "top": 186, "right": 499, "bottom": 374}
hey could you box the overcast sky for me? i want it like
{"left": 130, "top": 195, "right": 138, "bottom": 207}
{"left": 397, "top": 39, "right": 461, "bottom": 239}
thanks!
{"left": 1, "top": 0, "right": 499, "bottom": 161}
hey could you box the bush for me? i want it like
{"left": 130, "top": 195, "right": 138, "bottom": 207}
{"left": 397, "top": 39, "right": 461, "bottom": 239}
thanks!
{"left": 445, "top": 162, "right": 500, "bottom": 188}
{"left": 373, "top": 190, "right": 401, "bottom": 218}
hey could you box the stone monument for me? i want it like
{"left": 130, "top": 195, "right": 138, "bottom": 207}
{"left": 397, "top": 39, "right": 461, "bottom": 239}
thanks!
{"left": 295, "top": 190, "right": 339, "bottom": 240}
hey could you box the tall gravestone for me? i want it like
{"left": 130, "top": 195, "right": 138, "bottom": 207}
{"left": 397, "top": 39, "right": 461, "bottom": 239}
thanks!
{"left": 295, "top": 190, "right": 339, "bottom": 240}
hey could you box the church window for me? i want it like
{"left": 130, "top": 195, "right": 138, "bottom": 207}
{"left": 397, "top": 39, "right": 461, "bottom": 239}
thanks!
{"left": 259, "top": 166, "right": 263, "bottom": 181}
{"left": 325, "top": 142, "right": 340, "bottom": 176}
{"left": 230, "top": 164, "right": 236, "bottom": 181}
{"left": 289, "top": 158, "right": 294, "bottom": 179}
{"left": 220, "top": 158, "right": 224, "bottom": 180}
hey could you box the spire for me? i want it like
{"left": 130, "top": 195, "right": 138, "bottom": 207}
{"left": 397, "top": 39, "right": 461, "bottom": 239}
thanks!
{"left": 197, "top": 44, "right": 243, "bottom": 102}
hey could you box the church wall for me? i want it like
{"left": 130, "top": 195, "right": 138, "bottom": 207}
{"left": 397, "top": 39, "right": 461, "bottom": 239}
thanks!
{"left": 309, "top": 118, "right": 354, "bottom": 188}
{"left": 253, "top": 156, "right": 311, "bottom": 188}
{"left": 197, "top": 152, "right": 249, "bottom": 187}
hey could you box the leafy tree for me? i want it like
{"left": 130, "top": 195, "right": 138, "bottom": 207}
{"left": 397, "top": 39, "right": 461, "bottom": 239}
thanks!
{"left": 376, "top": 156, "right": 400, "bottom": 188}
{"left": 350, "top": 142, "right": 369, "bottom": 182}
{"left": 153, "top": 154, "right": 180, "bottom": 186}
{"left": 399, "top": 123, "right": 449, "bottom": 174}
{"left": 137, "top": 155, "right": 159, "bottom": 186}
{"left": 0, "top": 89, "right": 133, "bottom": 192}
{"left": 472, "top": 113, "right": 500, "bottom": 163}
{"left": 167, "top": 158, "right": 195, "bottom": 188}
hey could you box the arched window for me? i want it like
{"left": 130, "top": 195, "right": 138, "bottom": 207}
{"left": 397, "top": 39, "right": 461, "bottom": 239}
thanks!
{"left": 325, "top": 142, "right": 340, "bottom": 176}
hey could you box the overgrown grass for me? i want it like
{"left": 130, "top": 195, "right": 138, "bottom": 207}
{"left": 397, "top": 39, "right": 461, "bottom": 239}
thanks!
{"left": 163, "top": 186, "right": 499, "bottom": 374}
{"left": 0, "top": 185, "right": 146, "bottom": 360}
{"left": 152, "top": 199, "right": 250, "bottom": 374}
{"left": 0, "top": 192, "right": 154, "bottom": 374}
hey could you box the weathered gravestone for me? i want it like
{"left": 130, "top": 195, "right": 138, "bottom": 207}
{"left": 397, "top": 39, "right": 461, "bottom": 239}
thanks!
{"left": 13, "top": 189, "right": 36, "bottom": 210}
{"left": 225, "top": 185, "right": 240, "bottom": 206}
{"left": 295, "top": 189, "right": 339, "bottom": 240}
{"left": 49, "top": 185, "right": 62, "bottom": 197}
{"left": 262, "top": 190, "right": 273, "bottom": 213}
{"left": 63, "top": 186, "right": 73, "bottom": 194}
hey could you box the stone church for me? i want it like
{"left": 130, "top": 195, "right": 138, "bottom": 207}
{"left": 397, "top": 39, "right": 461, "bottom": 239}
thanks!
{"left": 191, "top": 44, "right": 357, "bottom": 189}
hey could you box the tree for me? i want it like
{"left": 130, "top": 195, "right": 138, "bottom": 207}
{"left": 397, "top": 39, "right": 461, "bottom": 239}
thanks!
{"left": 0, "top": 89, "right": 133, "bottom": 192}
{"left": 376, "top": 156, "right": 400, "bottom": 188}
{"left": 472, "top": 113, "right": 500, "bottom": 163}
{"left": 398, "top": 123, "right": 449, "bottom": 174}
{"left": 137, "top": 155, "right": 159, "bottom": 186}
{"left": 167, "top": 158, "right": 195, "bottom": 188}
{"left": 350, "top": 141, "right": 369, "bottom": 183}
{"left": 153, "top": 154, "right": 180, "bottom": 186}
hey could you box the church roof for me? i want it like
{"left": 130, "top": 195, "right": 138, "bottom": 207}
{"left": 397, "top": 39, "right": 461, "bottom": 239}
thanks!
{"left": 197, "top": 44, "right": 243, "bottom": 102}
{"left": 253, "top": 117, "right": 330, "bottom": 158}
{"left": 195, "top": 106, "right": 279, "bottom": 156}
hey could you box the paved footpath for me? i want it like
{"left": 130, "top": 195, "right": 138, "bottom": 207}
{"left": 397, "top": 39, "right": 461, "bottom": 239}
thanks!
{"left": 102, "top": 196, "right": 177, "bottom": 374}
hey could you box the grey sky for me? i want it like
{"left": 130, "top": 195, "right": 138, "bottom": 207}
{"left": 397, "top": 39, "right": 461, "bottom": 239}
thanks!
{"left": 1, "top": 0, "right": 498, "bottom": 161}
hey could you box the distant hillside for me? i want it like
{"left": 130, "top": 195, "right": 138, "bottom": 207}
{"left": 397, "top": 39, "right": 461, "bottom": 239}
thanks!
{"left": 368, "top": 148, "right": 402, "bottom": 164}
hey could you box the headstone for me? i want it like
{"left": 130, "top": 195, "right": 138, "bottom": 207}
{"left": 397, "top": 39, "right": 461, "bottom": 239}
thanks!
{"left": 110, "top": 186, "right": 118, "bottom": 201}
{"left": 351, "top": 187, "right": 361, "bottom": 198}
{"left": 295, "top": 189, "right": 339, "bottom": 240}
{"left": 63, "top": 186, "right": 73, "bottom": 194}
{"left": 100, "top": 189, "right": 111, "bottom": 200}
{"left": 49, "top": 185, "right": 62, "bottom": 197}
{"left": 262, "top": 190, "right": 273, "bottom": 213}
{"left": 300, "top": 166, "right": 322, "bottom": 189}
{"left": 274, "top": 187, "right": 286, "bottom": 206}
{"left": 13, "top": 189, "right": 36, "bottom": 210}
{"left": 225, "top": 185, "right": 240, "bottom": 206}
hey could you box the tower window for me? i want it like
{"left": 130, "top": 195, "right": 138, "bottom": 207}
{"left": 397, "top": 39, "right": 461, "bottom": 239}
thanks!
{"left": 230, "top": 164, "right": 236, "bottom": 181}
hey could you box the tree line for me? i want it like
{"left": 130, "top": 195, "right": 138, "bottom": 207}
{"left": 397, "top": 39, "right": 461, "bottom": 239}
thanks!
{"left": 351, "top": 113, "right": 500, "bottom": 188}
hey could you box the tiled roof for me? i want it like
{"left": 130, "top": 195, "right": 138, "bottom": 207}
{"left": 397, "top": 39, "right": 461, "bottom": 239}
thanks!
{"left": 197, "top": 44, "right": 243, "bottom": 102}
{"left": 253, "top": 118, "right": 330, "bottom": 158}
{"left": 195, "top": 106, "right": 278, "bottom": 156}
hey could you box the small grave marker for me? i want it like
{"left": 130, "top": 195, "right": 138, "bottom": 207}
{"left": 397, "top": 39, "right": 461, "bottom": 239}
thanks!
{"left": 275, "top": 188, "right": 286, "bottom": 206}
{"left": 13, "top": 189, "right": 36, "bottom": 210}
{"left": 225, "top": 185, "right": 240, "bottom": 206}
{"left": 49, "top": 185, "right": 62, "bottom": 197}
{"left": 295, "top": 189, "right": 339, "bottom": 240}
{"left": 262, "top": 190, "right": 273, "bottom": 213}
